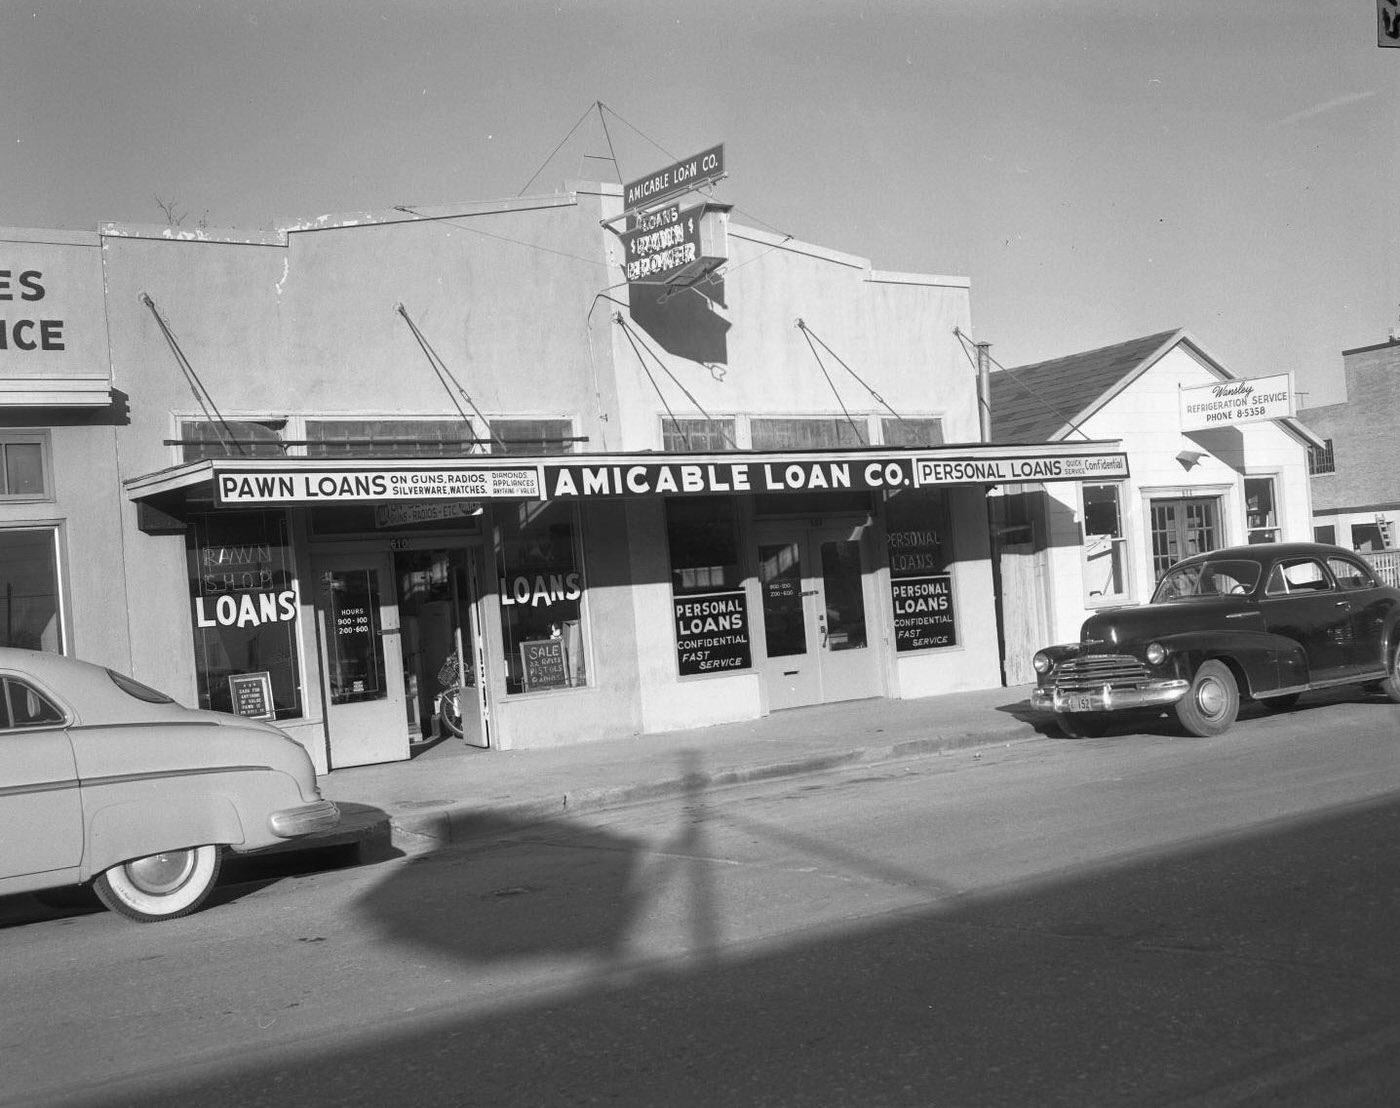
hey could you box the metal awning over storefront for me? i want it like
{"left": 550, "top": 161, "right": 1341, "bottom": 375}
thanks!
{"left": 125, "top": 440, "right": 1128, "bottom": 529}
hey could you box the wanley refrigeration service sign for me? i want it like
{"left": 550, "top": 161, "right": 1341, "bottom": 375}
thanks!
{"left": 213, "top": 450, "right": 1128, "bottom": 506}
{"left": 1178, "top": 373, "right": 1295, "bottom": 432}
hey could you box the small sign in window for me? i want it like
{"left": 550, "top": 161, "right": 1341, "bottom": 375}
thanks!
{"left": 227, "top": 671, "right": 275, "bottom": 721}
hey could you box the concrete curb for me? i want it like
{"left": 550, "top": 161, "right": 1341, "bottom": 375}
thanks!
{"left": 386, "top": 721, "right": 1036, "bottom": 852}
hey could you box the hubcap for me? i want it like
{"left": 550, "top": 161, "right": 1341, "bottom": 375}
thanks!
{"left": 124, "top": 850, "right": 197, "bottom": 896}
{"left": 1197, "top": 678, "right": 1227, "bottom": 719}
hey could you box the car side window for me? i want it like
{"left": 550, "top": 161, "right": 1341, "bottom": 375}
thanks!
{"left": 1266, "top": 558, "right": 1331, "bottom": 596}
{"left": 0, "top": 677, "right": 64, "bottom": 729}
{"left": 1326, "top": 556, "right": 1377, "bottom": 591}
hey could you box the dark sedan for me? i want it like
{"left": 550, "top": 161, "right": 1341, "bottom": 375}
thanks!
{"left": 1031, "top": 542, "right": 1400, "bottom": 737}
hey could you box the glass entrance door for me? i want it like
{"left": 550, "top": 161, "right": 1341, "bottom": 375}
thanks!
{"left": 756, "top": 521, "right": 884, "bottom": 711}
{"left": 313, "top": 551, "right": 411, "bottom": 768}
{"left": 395, "top": 547, "right": 490, "bottom": 749}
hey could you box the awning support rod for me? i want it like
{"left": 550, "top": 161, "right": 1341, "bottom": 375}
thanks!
{"left": 794, "top": 319, "right": 868, "bottom": 446}
{"left": 140, "top": 293, "right": 250, "bottom": 457}
{"left": 395, "top": 304, "right": 508, "bottom": 451}
{"left": 613, "top": 314, "right": 740, "bottom": 451}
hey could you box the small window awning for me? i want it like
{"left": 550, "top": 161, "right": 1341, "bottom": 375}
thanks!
{"left": 0, "top": 376, "right": 115, "bottom": 407}
{"left": 126, "top": 440, "right": 1127, "bottom": 522}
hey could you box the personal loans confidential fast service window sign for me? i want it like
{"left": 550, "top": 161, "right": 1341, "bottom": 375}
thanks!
{"left": 674, "top": 590, "right": 752, "bottom": 676}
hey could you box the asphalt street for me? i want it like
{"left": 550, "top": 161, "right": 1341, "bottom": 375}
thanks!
{"left": 3, "top": 692, "right": 1399, "bottom": 1107}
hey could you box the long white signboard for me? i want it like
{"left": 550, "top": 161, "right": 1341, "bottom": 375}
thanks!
{"left": 217, "top": 467, "right": 541, "bottom": 504}
{"left": 1179, "top": 373, "right": 1294, "bottom": 432}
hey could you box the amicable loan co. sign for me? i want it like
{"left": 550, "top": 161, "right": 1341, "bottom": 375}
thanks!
{"left": 212, "top": 449, "right": 1130, "bottom": 507}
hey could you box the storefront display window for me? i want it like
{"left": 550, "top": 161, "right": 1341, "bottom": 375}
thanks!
{"left": 884, "top": 488, "right": 956, "bottom": 651}
{"left": 667, "top": 498, "right": 751, "bottom": 675}
{"left": 0, "top": 527, "right": 63, "bottom": 652}
{"left": 496, "top": 502, "right": 586, "bottom": 693}
{"left": 1244, "top": 477, "right": 1279, "bottom": 544}
{"left": 186, "top": 511, "right": 302, "bottom": 719}
{"left": 1082, "top": 483, "right": 1129, "bottom": 604}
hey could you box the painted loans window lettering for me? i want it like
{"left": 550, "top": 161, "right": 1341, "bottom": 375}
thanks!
{"left": 884, "top": 488, "right": 956, "bottom": 651}
{"left": 0, "top": 433, "right": 48, "bottom": 499}
{"left": 496, "top": 502, "right": 586, "bottom": 693}
{"left": 186, "top": 511, "right": 302, "bottom": 720}
{"left": 307, "top": 419, "right": 479, "bottom": 457}
{"left": 0, "top": 527, "right": 64, "bottom": 652}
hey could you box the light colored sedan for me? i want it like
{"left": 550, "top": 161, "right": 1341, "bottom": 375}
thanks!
{"left": 0, "top": 648, "right": 338, "bottom": 922}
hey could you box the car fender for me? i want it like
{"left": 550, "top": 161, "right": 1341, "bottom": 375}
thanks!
{"left": 82, "top": 795, "right": 244, "bottom": 880}
{"left": 1151, "top": 629, "right": 1305, "bottom": 695}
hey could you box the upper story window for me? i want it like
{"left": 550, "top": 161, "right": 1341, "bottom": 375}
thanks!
{"left": 1307, "top": 439, "right": 1335, "bottom": 475}
{"left": 881, "top": 417, "right": 944, "bottom": 447}
{"left": 306, "top": 419, "right": 478, "bottom": 457}
{"left": 750, "top": 417, "right": 866, "bottom": 450}
{"left": 0, "top": 432, "right": 49, "bottom": 500}
{"left": 179, "top": 419, "right": 285, "bottom": 462}
{"left": 662, "top": 418, "right": 736, "bottom": 452}
{"left": 488, "top": 418, "right": 576, "bottom": 455}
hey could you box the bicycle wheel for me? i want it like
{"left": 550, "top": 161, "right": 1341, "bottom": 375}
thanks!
{"left": 439, "top": 688, "right": 464, "bottom": 737}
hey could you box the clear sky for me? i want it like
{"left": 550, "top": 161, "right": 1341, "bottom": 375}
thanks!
{"left": 4, "top": 0, "right": 1396, "bottom": 405}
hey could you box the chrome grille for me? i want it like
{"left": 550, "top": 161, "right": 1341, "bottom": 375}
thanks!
{"left": 1052, "top": 654, "right": 1149, "bottom": 693}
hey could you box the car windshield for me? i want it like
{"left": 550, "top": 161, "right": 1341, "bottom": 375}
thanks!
{"left": 106, "top": 668, "right": 176, "bottom": 704}
{"left": 1153, "top": 559, "right": 1261, "bottom": 602}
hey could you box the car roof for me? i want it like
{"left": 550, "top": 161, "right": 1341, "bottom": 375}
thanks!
{"left": 1172, "top": 542, "right": 1366, "bottom": 566}
{"left": 0, "top": 647, "right": 183, "bottom": 723}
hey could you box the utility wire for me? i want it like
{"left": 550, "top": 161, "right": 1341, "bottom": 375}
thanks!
{"left": 953, "top": 327, "right": 1093, "bottom": 441}
{"left": 140, "top": 293, "right": 250, "bottom": 456}
{"left": 395, "top": 304, "right": 508, "bottom": 450}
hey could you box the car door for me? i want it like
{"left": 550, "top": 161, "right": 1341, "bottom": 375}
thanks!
{"left": 1257, "top": 556, "right": 1355, "bottom": 682}
{"left": 0, "top": 675, "right": 83, "bottom": 879}
{"left": 1326, "top": 554, "right": 1397, "bottom": 674}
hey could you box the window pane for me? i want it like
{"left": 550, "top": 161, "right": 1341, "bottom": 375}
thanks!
{"left": 881, "top": 418, "right": 943, "bottom": 447}
{"left": 307, "top": 419, "right": 478, "bottom": 457}
{"left": 662, "top": 418, "right": 736, "bottom": 452}
{"left": 489, "top": 419, "right": 574, "bottom": 455}
{"left": 181, "top": 420, "right": 285, "bottom": 462}
{"left": 496, "top": 502, "right": 586, "bottom": 693}
{"left": 186, "top": 511, "right": 303, "bottom": 719}
{"left": 758, "top": 542, "right": 806, "bottom": 657}
{"left": 1244, "top": 477, "right": 1278, "bottom": 543}
{"left": 2, "top": 443, "right": 44, "bottom": 495}
{"left": 0, "top": 529, "right": 63, "bottom": 652}
{"left": 820, "top": 540, "right": 867, "bottom": 650}
{"left": 750, "top": 417, "right": 865, "bottom": 450}
{"left": 666, "top": 497, "right": 741, "bottom": 594}
{"left": 1082, "top": 484, "right": 1127, "bottom": 600}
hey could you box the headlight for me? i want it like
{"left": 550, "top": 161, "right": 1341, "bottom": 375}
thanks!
{"left": 1033, "top": 651, "right": 1052, "bottom": 675}
{"left": 1145, "top": 641, "right": 1168, "bottom": 666}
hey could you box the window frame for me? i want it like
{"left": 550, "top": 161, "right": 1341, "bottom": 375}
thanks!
{"left": 1080, "top": 481, "right": 1132, "bottom": 607}
{"left": 0, "top": 523, "right": 67, "bottom": 653}
{"left": 1243, "top": 474, "right": 1281, "bottom": 545}
{"left": 0, "top": 430, "right": 53, "bottom": 502}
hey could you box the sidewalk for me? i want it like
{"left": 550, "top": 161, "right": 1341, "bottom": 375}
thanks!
{"left": 314, "top": 684, "right": 1044, "bottom": 856}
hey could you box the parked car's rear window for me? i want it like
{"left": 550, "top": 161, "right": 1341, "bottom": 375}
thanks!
{"left": 106, "top": 668, "right": 175, "bottom": 704}
{"left": 1154, "top": 559, "right": 1261, "bottom": 601}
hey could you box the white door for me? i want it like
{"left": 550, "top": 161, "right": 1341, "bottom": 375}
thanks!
{"left": 756, "top": 521, "right": 884, "bottom": 711}
{"left": 314, "top": 552, "right": 411, "bottom": 768}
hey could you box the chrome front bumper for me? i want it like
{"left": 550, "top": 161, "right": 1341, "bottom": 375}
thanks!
{"left": 1031, "top": 680, "right": 1190, "bottom": 714}
{"left": 269, "top": 799, "right": 341, "bottom": 838}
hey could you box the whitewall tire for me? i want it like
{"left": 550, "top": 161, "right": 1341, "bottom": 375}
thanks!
{"left": 94, "top": 845, "right": 223, "bottom": 922}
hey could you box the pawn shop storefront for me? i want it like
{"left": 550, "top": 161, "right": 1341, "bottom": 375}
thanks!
{"left": 128, "top": 443, "right": 1126, "bottom": 771}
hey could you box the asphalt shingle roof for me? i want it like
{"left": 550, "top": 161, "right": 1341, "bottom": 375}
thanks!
{"left": 989, "top": 329, "right": 1181, "bottom": 443}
